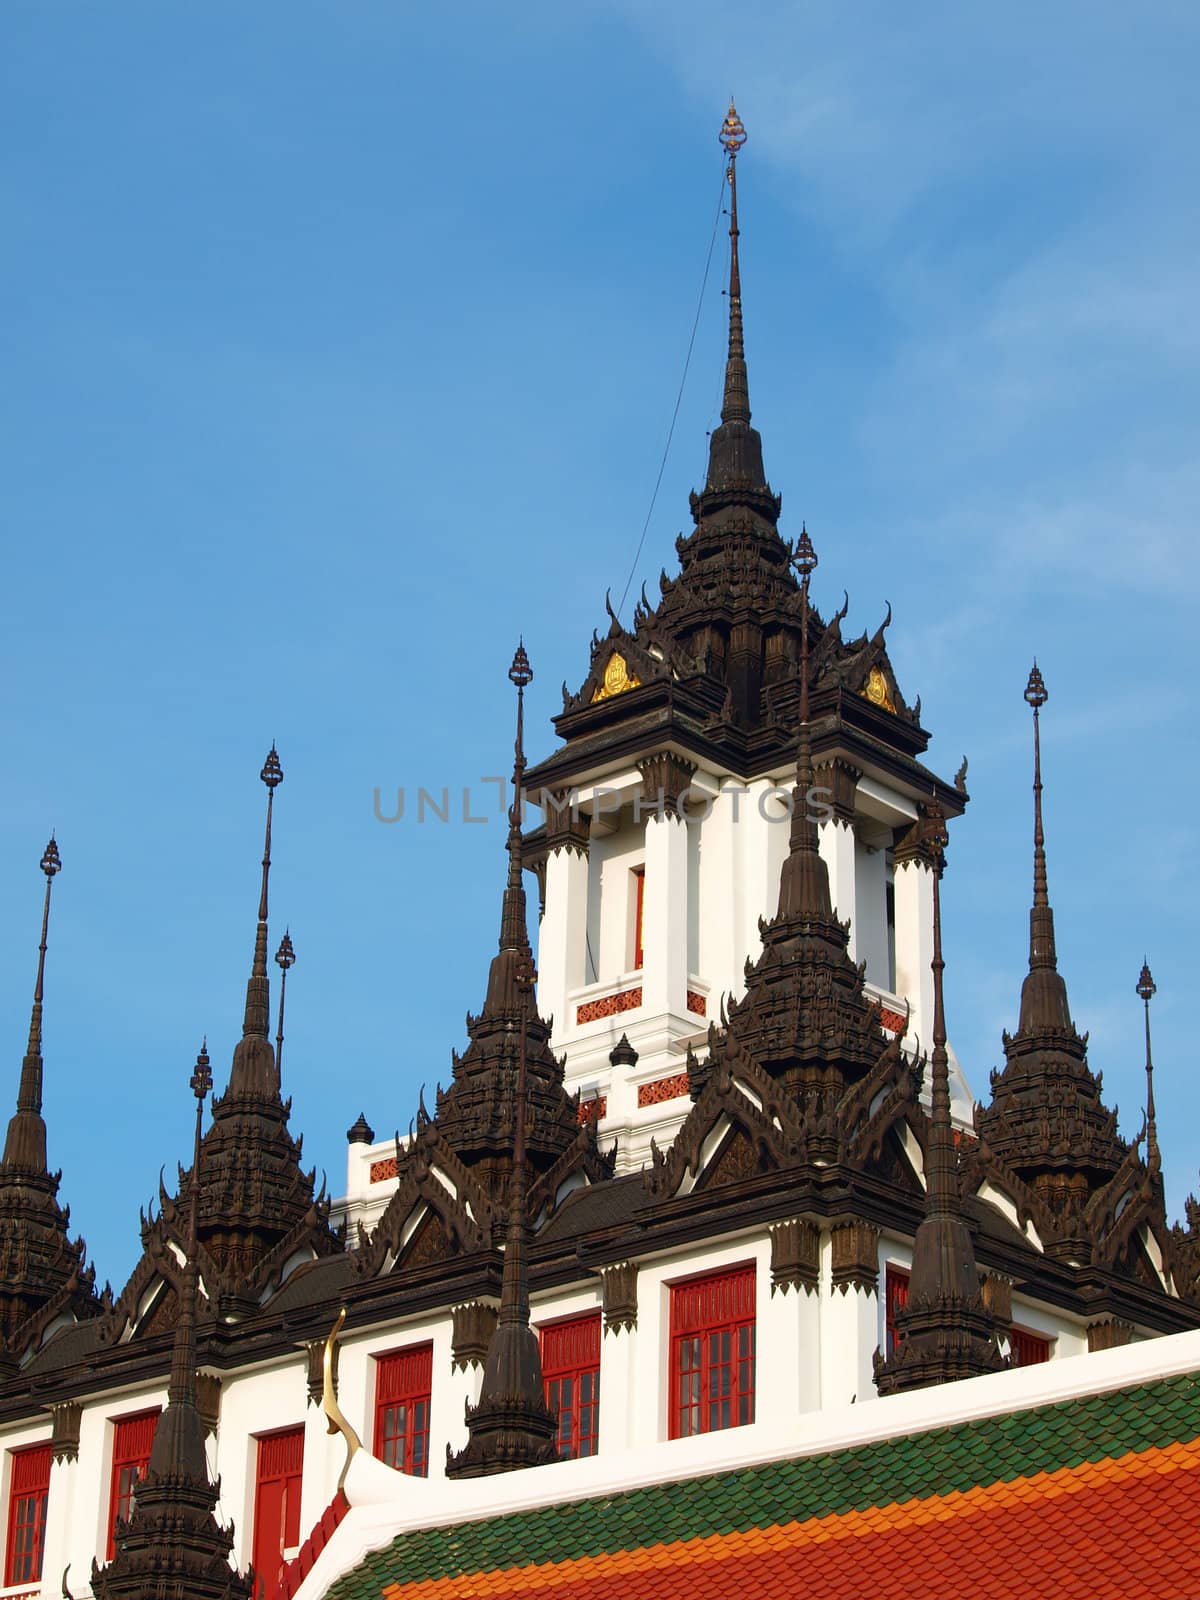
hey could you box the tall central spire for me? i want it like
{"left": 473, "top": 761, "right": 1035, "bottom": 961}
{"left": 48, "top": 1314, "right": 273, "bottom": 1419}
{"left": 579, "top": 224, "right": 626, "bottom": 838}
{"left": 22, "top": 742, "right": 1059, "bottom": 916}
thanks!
{"left": 243, "top": 745, "right": 282, "bottom": 1042}
{"left": 720, "top": 98, "right": 750, "bottom": 430}
{"left": 1138, "top": 961, "right": 1160, "bottom": 1176}
{"left": 704, "top": 100, "right": 769, "bottom": 499}
{"left": 3, "top": 837, "right": 60, "bottom": 1173}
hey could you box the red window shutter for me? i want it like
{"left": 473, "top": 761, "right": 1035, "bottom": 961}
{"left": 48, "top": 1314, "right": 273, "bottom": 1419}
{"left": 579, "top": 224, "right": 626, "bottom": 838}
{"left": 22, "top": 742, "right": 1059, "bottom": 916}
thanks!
{"left": 885, "top": 1266, "right": 910, "bottom": 1358}
{"left": 373, "top": 1344, "right": 433, "bottom": 1478}
{"left": 669, "top": 1263, "right": 756, "bottom": 1440}
{"left": 5, "top": 1442, "right": 52, "bottom": 1586}
{"left": 107, "top": 1410, "right": 160, "bottom": 1559}
{"left": 541, "top": 1312, "right": 601, "bottom": 1460}
{"left": 1010, "top": 1327, "right": 1051, "bottom": 1366}
{"left": 252, "top": 1425, "right": 305, "bottom": 1600}
{"left": 633, "top": 868, "right": 646, "bottom": 970}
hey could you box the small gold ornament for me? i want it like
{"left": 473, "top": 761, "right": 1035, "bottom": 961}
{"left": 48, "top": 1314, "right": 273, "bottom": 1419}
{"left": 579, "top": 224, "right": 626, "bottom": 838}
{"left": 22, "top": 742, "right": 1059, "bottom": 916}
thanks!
{"left": 862, "top": 665, "right": 896, "bottom": 713}
{"left": 592, "top": 651, "right": 641, "bottom": 702}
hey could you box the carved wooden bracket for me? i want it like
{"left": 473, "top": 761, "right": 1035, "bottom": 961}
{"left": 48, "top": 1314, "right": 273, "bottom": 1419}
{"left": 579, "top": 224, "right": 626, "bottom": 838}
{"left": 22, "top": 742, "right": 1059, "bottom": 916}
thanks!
{"left": 830, "top": 1219, "right": 880, "bottom": 1294}
{"left": 196, "top": 1373, "right": 222, "bottom": 1435}
{"left": 1087, "top": 1317, "right": 1134, "bottom": 1352}
{"left": 980, "top": 1272, "right": 1014, "bottom": 1326}
{"left": 598, "top": 1261, "right": 638, "bottom": 1334}
{"left": 812, "top": 758, "right": 860, "bottom": 826}
{"left": 306, "top": 1336, "right": 337, "bottom": 1407}
{"left": 770, "top": 1219, "right": 820, "bottom": 1295}
{"left": 452, "top": 1301, "right": 498, "bottom": 1371}
{"left": 637, "top": 754, "right": 697, "bottom": 819}
{"left": 544, "top": 788, "right": 591, "bottom": 857}
{"left": 49, "top": 1400, "right": 82, "bottom": 1464}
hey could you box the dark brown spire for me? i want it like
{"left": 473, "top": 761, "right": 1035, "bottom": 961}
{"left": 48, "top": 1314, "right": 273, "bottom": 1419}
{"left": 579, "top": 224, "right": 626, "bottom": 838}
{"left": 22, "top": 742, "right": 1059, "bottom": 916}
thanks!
{"left": 0, "top": 838, "right": 95, "bottom": 1361}
{"left": 448, "top": 652, "right": 558, "bottom": 1478}
{"left": 703, "top": 100, "right": 770, "bottom": 503}
{"left": 435, "top": 645, "right": 596, "bottom": 1187}
{"left": 92, "top": 1043, "right": 254, "bottom": 1600}
{"left": 875, "top": 801, "right": 1004, "bottom": 1394}
{"left": 1138, "top": 961, "right": 1160, "bottom": 1175}
{"left": 777, "top": 528, "right": 833, "bottom": 923}
{"left": 3, "top": 837, "right": 60, "bottom": 1174}
{"left": 274, "top": 930, "right": 295, "bottom": 1088}
{"left": 1018, "top": 663, "right": 1071, "bottom": 1033}
{"left": 189, "top": 752, "right": 332, "bottom": 1295}
{"left": 975, "top": 667, "right": 1125, "bottom": 1228}
{"left": 242, "top": 745, "right": 282, "bottom": 1043}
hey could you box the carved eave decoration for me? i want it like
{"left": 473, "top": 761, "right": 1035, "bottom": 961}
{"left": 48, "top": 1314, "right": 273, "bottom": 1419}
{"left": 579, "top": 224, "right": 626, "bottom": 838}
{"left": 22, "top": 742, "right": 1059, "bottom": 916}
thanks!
{"left": 0, "top": 1262, "right": 102, "bottom": 1374}
{"left": 352, "top": 1128, "right": 495, "bottom": 1280}
{"left": 528, "top": 1121, "right": 616, "bottom": 1224}
{"left": 561, "top": 614, "right": 676, "bottom": 718}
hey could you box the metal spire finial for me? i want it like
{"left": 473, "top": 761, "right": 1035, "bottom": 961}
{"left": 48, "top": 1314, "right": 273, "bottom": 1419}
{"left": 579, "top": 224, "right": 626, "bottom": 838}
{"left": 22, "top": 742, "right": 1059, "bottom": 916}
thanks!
{"left": 274, "top": 931, "right": 295, "bottom": 1088}
{"left": 243, "top": 746, "right": 283, "bottom": 1040}
{"left": 1138, "top": 959, "right": 1160, "bottom": 1173}
{"left": 1024, "top": 661, "right": 1058, "bottom": 976}
{"left": 718, "top": 100, "right": 750, "bottom": 428}
{"left": 5, "top": 837, "right": 63, "bottom": 1170}
{"left": 501, "top": 643, "right": 533, "bottom": 949}
{"left": 25, "top": 837, "right": 61, "bottom": 1074}
{"left": 793, "top": 527, "right": 818, "bottom": 787}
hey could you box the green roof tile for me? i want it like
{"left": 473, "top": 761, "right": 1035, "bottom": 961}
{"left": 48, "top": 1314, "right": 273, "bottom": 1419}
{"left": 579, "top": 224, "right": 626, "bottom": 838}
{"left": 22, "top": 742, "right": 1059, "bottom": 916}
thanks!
{"left": 326, "top": 1370, "right": 1200, "bottom": 1599}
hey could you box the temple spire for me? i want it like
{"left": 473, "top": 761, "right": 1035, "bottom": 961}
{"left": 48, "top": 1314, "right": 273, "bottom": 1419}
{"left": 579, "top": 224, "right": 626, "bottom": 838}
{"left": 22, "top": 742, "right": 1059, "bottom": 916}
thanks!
{"left": 481, "top": 645, "right": 536, "bottom": 1015}
{"left": 447, "top": 647, "right": 558, "bottom": 1479}
{"left": 147, "top": 1041, "right": 212, "bottom": 1482}
{"left": 777, "top": 528, "right": 834, "bottom": 921}
{"left": 1018, "top": 664, "right": 1071, "bottom": 1032}
{"left": 92, "top": 1044, "right": 253, "bottom": 1600}
{"left": 274, "top": 930, "right": 295, "bottom": 1089}
{"left": 3, "top": 838, "right": 61, "bottom": 1172}
{"left": 243, "top": 746, "right": 282, "bottom": 1041}
{"left": 1137, "top": 960, "right": 1160, "bottom": 1174}
{"left": 704, "top": 101, "right": 768, "bottom": 498}
{"left": 719, "top": 98, "right": 749, "bottom": 429}
{"left": 875, "top": 799, "right": 1004, "bottom": 1394}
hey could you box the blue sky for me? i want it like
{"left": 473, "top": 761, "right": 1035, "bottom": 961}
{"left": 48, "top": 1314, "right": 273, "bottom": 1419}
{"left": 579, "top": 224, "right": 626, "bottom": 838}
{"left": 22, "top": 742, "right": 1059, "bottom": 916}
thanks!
{"left": 2, "top": 2, "right": 1197, "bottom": 1288}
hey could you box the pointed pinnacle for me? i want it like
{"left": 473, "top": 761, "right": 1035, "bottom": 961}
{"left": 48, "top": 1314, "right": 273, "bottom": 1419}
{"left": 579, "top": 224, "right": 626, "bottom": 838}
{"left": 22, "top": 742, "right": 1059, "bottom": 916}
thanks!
{"left": 275, "top": 930, "right": 296, "bottom": 971}
{"left": 40, "top": 837, "right": 61, "bottom": 878}
{"left": 1137, "top": 960, "right": 1156, "bottom": 1002}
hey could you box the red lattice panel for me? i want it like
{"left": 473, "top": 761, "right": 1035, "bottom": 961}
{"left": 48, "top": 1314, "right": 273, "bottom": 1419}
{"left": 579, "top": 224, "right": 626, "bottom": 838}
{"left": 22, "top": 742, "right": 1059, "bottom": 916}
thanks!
{"left": 369, "top": 1156, "right": 399, "bottom": 1184}
{"left": 876, "top": 1003, "right": 907, "bottom": 1034}
{"left": 577, "top": 1097, "right": 607, "bottom": 1124}
{"left": 576, "top": 986, "right": 642, "bottom": 1025}
{"left": 686, "top": 990, "right": 707, "bottom": 1017}
{"left": 637, "top": 1072, "right": 689, "bottom": 1107}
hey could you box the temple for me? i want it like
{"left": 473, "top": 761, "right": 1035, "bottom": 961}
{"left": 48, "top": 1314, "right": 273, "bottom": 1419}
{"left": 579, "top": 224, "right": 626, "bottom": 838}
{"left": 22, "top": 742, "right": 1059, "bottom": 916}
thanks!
{"left": 1, "top": 103, "right": 1198, "bottom": 1600}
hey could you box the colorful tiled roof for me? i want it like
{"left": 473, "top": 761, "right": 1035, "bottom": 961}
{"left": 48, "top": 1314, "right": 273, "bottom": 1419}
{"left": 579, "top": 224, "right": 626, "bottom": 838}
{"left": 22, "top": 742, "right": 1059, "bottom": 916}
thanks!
{"left": 326, "top": 1370, "right": 1200, "bottom": 1600}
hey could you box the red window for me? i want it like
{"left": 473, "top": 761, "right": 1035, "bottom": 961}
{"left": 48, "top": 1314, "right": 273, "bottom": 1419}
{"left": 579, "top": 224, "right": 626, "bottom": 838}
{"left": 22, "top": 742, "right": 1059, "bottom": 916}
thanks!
{"left": 541, "top": 1312, "right": 601, "bottom": 1460}
{"left": 5, "top": 1442, "right": 51, "bottom": 1586}
{"left": 373, "top": 1344, "right": 433, "bottom": 1478}
{"left": 885, "top": 1266, "right": 910, "bottom": 1358}
{"left": 669, "top": 1263, "right": 756, "bottom": 1439}
{"left": 252, "top": 1426, "right": 304, "bottom": 1600}
{"left": 1010, "top": 1326, "right": 1052, "bottom": 1366}
{"left": 107, "top": 1410, "right": 159, "bottom": 1558}
{"left": 633, "top": 867, "right": 646, "bottom": 970}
